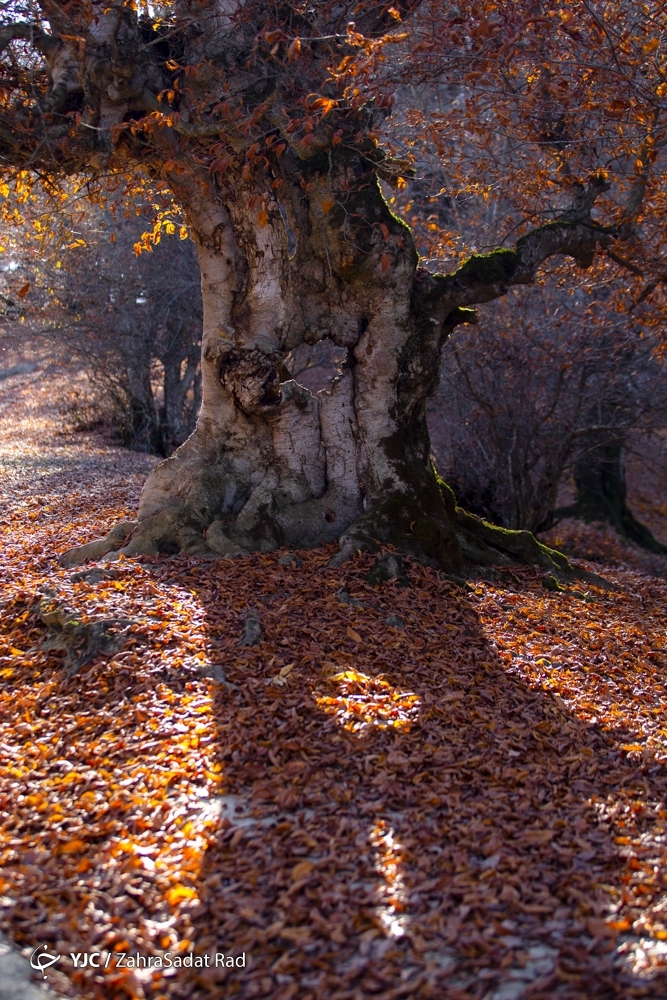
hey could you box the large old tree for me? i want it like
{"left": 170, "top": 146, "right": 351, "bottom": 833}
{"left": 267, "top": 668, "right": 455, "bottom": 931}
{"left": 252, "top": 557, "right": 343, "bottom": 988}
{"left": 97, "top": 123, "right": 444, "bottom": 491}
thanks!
{"left": 2, "top": 1, "right": 665, "bottom": 572}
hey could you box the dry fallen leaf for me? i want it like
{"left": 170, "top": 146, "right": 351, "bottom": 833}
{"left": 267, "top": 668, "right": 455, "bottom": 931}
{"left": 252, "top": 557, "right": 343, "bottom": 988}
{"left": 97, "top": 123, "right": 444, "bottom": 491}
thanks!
{"left": 291, "top": 860, "right": 315, "bottom": 881}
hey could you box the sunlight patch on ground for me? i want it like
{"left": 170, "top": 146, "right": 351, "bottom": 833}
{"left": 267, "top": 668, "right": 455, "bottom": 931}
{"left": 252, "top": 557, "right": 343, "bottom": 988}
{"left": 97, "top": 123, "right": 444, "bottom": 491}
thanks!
{"left": 316, "top": 668, "right": 420, "bottom": 734}
{"left": 615, "top": 934, "right": 667, "bottom": 979}
{"left": 369, "top": 821, "right": 410, "bottom": 939}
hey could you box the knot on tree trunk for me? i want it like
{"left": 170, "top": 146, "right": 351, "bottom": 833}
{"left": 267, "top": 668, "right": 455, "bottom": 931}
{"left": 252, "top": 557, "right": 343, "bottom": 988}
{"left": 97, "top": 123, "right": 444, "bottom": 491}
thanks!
{"left": 218, "top": 348, "right": 283, "bottom": 413}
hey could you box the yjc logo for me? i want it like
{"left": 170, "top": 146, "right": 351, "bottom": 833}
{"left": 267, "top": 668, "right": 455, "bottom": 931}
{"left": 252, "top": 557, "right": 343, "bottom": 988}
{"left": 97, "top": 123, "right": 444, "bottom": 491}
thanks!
{"left": 30, "top": 945, "right": 61, "bottom": 978}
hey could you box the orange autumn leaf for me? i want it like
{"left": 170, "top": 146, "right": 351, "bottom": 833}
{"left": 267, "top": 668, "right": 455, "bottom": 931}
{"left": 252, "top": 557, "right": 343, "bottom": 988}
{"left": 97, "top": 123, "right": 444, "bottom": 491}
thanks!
{"left": 311, "top": 97, "right": 337, "bottom": 114}
{"left": 291, "top": 860, "right": 315, "bottom": 880}
{"left": 166, "top": 885, "right": 198, "bottom": 906}
{"left": 59, "top": 838, "right": 88, "bottom": 854}
{"left": 287, "top": 38, "right": 301, "bottom": 62}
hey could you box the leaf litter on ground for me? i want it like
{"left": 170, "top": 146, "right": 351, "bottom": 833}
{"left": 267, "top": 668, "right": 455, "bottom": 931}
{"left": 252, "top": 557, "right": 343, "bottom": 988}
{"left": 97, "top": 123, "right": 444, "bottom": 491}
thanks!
{"left": 1, "top": 371, "right": 667, "bottom": 998}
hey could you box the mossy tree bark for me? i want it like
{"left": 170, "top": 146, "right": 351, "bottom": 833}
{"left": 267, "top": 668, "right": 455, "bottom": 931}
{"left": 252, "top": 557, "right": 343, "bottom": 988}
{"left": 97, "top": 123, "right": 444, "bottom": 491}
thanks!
{"left": 63, "top": 162, "right": 611, "bottom": 574}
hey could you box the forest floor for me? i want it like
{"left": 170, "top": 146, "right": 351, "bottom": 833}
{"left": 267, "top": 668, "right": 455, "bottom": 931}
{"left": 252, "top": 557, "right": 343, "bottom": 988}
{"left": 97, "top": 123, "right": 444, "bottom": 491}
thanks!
{"left": 2, "top": 368, "right": 667, "bottom": 1000}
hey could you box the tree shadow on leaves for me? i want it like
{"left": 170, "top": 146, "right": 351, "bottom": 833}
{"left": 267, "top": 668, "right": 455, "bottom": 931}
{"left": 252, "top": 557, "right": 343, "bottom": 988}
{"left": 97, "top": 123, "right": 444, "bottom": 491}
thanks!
{"left": 172, "top": 550, "right": 667, "bottom": 1000}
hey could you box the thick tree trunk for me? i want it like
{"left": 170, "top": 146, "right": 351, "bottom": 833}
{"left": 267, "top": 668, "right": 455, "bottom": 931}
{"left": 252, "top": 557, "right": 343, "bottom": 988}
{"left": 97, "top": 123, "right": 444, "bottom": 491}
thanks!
{"left": 62, "top": 150, "right": 587, "bottom": 576}
{"left": 114, "top": 156, "right": 459, "bottom": 565}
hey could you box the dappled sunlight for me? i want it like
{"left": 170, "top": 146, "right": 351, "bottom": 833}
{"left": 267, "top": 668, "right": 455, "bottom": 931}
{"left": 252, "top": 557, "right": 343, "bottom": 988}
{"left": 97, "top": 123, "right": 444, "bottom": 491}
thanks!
{"left": 473, "top": 571, "right": 667, "bottom": 757}
{"left": 615, "top": 932, "right": 667, "bottom": 980}
{"left": 0, "top": 443, "right": 225, "bottom": 995}
{"left": 369, "top": 820, "right": 410, "bottom": 940}
{"left": 5, "top": 529, "right": 667, "bottom": 996}
{"left": 316, "top": 668, "right": 420, "bottom": 734}
{"left": 316, "top": 676, "right": 417, "bottom": 944}
{"left": 473, "top": 571, "right": 667, "bottom": 985}
{"left": 0, "top": 645, "right": 223, "bottom": 996}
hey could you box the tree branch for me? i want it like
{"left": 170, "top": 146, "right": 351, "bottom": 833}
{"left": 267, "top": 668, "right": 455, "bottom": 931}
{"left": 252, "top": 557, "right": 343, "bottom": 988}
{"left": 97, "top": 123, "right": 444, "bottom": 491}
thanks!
{"left": 418, "top": 118, "right": 659, "bottom": 323}
{"left": 414, "top": 174, "right": 618, "bottom": 325}
{"left": 0, "top": 22, "right": 56, "bottom": 58}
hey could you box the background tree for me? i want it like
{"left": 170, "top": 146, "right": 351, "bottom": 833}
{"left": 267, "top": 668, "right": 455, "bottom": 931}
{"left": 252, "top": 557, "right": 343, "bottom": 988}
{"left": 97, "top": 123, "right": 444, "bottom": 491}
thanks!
{"left": 0, "top": 204, "right": 202, "bottom": 454}
{"left": 431, "top": 275, "right": 667, "bottom": 546}
{"left": 1, "top": 1, "right": 666, "bottom": 572}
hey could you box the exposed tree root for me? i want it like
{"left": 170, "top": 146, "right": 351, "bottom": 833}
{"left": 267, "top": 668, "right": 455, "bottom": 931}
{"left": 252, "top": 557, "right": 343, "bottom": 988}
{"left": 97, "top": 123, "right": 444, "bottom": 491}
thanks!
{"left": 60, "top": 473, "right": 603, "bottom": 587}
{"left": 329, "top": 477, "right": 583, "bottom": 579}
{"left": 60, "top": 521, "right": 137, "bottom": 568}
{"left": 35, "top": 590, "right": 137, "bottom": 676}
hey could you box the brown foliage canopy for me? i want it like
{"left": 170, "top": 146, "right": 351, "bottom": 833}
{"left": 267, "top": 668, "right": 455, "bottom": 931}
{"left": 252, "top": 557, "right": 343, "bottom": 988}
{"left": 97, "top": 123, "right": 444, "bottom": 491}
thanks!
{"left": 0, "top": 1, "right": 665, "bottom": 285}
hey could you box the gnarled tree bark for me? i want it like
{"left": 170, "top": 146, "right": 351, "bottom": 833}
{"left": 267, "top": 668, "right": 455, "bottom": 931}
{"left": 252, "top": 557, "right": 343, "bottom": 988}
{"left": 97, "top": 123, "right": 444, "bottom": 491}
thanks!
{"left": 62, "top": 160, "right": 609, "bottom": 574}
{"left": 0, "top": 3, "right": 647, "bottom": 575}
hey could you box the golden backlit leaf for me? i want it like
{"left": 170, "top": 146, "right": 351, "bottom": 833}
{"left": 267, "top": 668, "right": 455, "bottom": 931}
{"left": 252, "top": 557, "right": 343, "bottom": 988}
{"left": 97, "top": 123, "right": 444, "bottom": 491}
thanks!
{"left": 166, "top": 885, "right": 198, "bottom": 906}
{"left": 287, "top": 38, "right": 302, "bottom": 62}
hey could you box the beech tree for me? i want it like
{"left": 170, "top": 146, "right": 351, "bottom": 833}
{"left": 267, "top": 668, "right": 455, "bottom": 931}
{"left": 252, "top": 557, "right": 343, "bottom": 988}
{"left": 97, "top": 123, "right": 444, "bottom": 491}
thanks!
{"left": 1, "top": 1, "right": 665, "bottom": 572}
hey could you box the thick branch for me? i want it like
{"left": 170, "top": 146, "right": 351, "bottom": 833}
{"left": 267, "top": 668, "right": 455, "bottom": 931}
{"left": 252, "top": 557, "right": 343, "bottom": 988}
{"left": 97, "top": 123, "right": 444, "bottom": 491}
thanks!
{"left": 416, "top": 117, "right": 659, "bottom": 324}
{"left": 0, "top": 22, "right": 49, "bottom": 56}
{"left": 413, "top": 175, "right": 618, "bottom": 328}
{"left": 445, "top": 220, "right": 604, "bottom": 305}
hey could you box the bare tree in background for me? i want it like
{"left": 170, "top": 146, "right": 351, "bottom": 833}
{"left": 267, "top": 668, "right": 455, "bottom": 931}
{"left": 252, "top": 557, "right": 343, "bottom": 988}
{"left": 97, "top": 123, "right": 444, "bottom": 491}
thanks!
{"left": 431, "top": 276, "right": 667, "bottom": 546}
{"left": 0, "top": 211, "right": 202, "bottom": 455}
